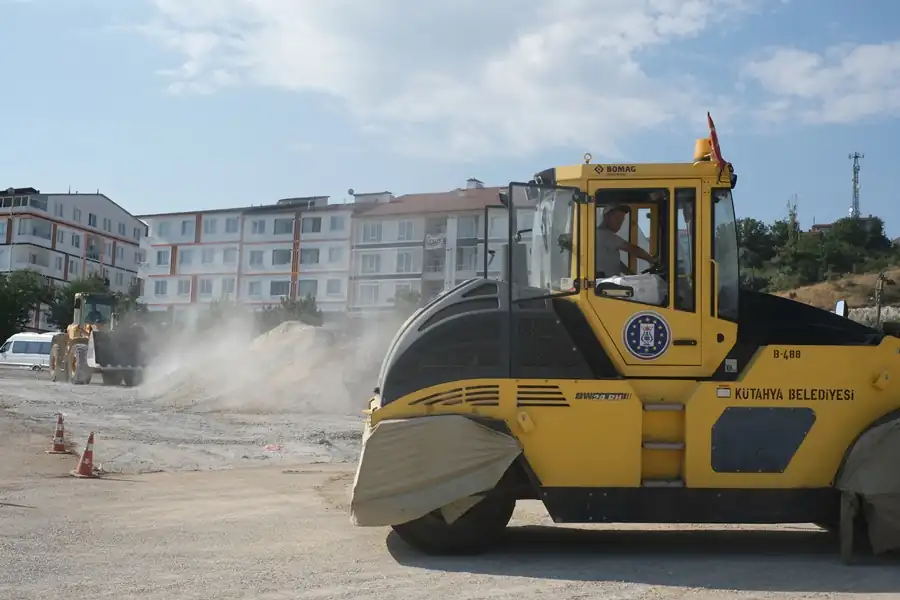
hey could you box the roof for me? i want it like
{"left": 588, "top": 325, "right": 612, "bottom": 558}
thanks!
{"left": 354, "top": 186, "right": 503, "bottom": 218}
{"left": 138, "top": 200, "right": 354, "bottom": 219}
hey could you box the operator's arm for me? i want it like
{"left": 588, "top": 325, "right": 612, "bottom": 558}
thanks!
{"left": 621, "top": 241, "right": 658, "bottom": 264}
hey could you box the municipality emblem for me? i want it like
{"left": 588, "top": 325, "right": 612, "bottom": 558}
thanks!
{"left": 623, "top": 311, "right": 671, "bottom": 360}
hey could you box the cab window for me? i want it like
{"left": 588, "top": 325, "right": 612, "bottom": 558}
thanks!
{"left": 595, "top": 188, "right": 669, "bottom": 307}
{"left": 0, "top": 342, "right": 9, "bottom": 353}
{"left": 674, "top": 188, "right": 696, "bottom": 312}
{"left": 712, "top": 189, "right": 740, "bottom": 321}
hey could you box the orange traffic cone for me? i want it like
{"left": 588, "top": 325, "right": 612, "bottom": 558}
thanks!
{"left": 70, "top": 432, "right": 98, "bottom": 478}
{"left": 45, "top": 413, "right": 69, "bottom": 454}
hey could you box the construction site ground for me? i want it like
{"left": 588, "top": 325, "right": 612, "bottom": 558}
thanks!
{"left": 3, "top": 369, "right": 900, "bottom": 599}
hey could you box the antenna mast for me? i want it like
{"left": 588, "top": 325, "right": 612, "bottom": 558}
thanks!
{"left": 849, "top": 152, "right": 864, "bottom": 218}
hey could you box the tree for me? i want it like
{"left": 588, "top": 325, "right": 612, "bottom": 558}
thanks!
{"left": 45, "top": 274, "right": 110, "bottom": 330}
{"left": 388, "top": 288, "right": 423, "bottom": 321}
{"left": 0, "top": 269, "right": 53, "bottom": 342}
{"left": 736, "top": 217, "right": 774, "bottom": 269}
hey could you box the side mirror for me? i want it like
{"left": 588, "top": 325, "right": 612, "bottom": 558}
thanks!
{"left": 834, "top": 299, "right": 848, "bottom": 317}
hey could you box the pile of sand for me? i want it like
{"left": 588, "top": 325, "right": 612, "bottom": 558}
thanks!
{"left": 139, "top": 321, "right": 377, "bottom": 415}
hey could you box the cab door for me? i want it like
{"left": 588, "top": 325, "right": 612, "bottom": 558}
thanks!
{"left": 582, "top": 179, "right": 703, "bottom": 369}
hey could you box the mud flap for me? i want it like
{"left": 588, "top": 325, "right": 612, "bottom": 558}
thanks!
{"left": 350, "top": 414, "right": 522, "bottom": 527}
{"left": 836, "top": 418, "right": 900, "bottom": 555}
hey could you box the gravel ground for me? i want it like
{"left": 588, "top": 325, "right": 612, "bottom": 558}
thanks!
{"left": 0, "top": 368, "right": 363, "bottom": 474}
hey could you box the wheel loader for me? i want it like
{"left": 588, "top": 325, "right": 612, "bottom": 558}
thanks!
{"left": 49, "top": 292, "right": 147, "bottom": 386}
{"left": 349, "top": 114, "right": 900, "bottom": 564}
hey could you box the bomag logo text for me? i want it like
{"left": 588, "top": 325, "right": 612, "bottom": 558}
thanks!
{"left": 575, "top": 392, "right": 631, "bottom": 401}
{"left": 594, "top": 165, "right": 637, "bottom": 175}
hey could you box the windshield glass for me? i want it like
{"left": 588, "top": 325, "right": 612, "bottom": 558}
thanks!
{"left": 83, "top": 298, "right": 114, "bottom": 325}
{"left": 508, "top": 183, "right": 577, "bottom": 300}
{"left": 712, "top": 188, "right": 739, "bottom": 321}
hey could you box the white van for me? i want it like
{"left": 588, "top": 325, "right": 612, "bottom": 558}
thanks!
{"left": 0, "top": 332, "right": 56, "bottom": 370}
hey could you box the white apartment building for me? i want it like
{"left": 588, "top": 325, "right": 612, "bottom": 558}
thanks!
{"left": 348, "top": 179, "right": 534, "bottom": 313}
{"left": 137, "top": 196, "right": 354, "bottom": 324}
{"left": 0, "top": 187, "right": 146, "bottom": 331}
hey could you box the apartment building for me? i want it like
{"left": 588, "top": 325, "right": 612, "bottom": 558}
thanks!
{"left": 348, "top": 179, "right": 534, "bottom": 313}
{"left": 137, "top": 196, "right": 354, "bottom": 323}
{"left": 0, "top": 187, "right": 146, "bottom": 331}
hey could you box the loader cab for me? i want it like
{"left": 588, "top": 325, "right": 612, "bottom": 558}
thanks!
{"left": 74, "top": 294, "right": 114, "bottom": 328}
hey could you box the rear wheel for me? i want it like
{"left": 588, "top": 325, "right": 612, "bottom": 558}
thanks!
{"left": 391, "top": 489, "right": 516, "bottom": 555}
{"left": 122, "top": 370, "right": 142, "bottom": 387}
{"left": 50, "top": 342, "right": 67, "bottom": 382}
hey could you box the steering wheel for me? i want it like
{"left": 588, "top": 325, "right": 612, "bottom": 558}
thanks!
{"left": 641, "top": 262, "right": 666, "bottom": 276}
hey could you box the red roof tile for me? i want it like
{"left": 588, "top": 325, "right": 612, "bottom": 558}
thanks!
{"left": 354, "top": 186, "right": 503, "bottom": 218}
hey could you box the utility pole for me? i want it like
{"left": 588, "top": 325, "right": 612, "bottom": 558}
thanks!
{"left": 6, "top": 187, "right": 14, "bottom": 273}
{"left": 849, "top": 152, "right": 864, "bottom": 219}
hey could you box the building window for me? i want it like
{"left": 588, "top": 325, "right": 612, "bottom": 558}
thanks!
{"left": 328, "top": 247, "right": 343, "bottom": 262}
{"left": 297, "top": 279, "right": 318, "bottom": 299}
{"left": 88, "top": 213, "right": 97, "bottom": 227}
{"left": 55, "top": 256, "right": 63, "bottom": 271}
{"left": 301, "top": 217, "right": 321, "bottom": 234}
{"left": 177, "top": 279, "right": 191, "bottom": 296}
{"left": 118, "top": 222, "right": 126, "bottom": 236}
{"left": 358, "top": 283, "right": 378, "bottom": 305}
{"left": 299, "top": 248, "right": 319, "bottom": 265}
{"left": 202, "top": 248, "right": 215, "bottom": 264}
{"left": 179, "top": 249, "right": 194, "bottom": 265}
{"left": 199, "top": 278, "right": 213, "bottom": 295}
{"left": 396, "top": 251, "right": 413, "bottom": 273}
{"left": 274, "top": 218, "right": 294, "bottom": 235}
{"left": 56, "top": 230, "right": 64, "bottom": 244}
{"left": 54, "top": 203, "right": 64, "bottom": 218}
{"left": 71, "top": 233, "right": 80, "bottom": 248}
{"left": 180, "top": 220, "right": 193, "bottom": 236}
{"left": 72, "top": 208, "right": 81, "bottom": 223}
{"left": 456, "top": 246, "right": 477, "bottom": 271}
{"left": 362, "top": 222, "right": 382, "bottom": 242}
{"left": 330, "top": 216, "right": 345, "bottom": 231}
{"left": 360, "top": 254, "right": 380, "bottom": 274}
{"left": 272, "top": 249, "right": 292, "bottom": 265}
{"left": 156, "top": 249, "right": 170, "bottom": 266}
{"left": 222, "top": 277, "right": 235, "bottom": 295}
{"left": 249, "top": 251, "right": 263, "bottom": 266}
{"left": 154, "top": 280, "right": 168, "bottom": 296}
{"left": 251, "top": 220, "right": 266, "bottom": 234}
{"left": 115, "top": 272, "right": 124, "bottom": 286}
{"left": 225, "top": 218, "right": 239, "bottom": 233}
{"left": 223, "top": 248, "right": 237, "bottom": 264}
{"left": 102, "top": 218, "right": 112, "bottom": 233}
{"left": 133, "top": 227, "right": 142, "bottom": 240}
{"left": 158, "top": 222, "right": 170, "bottom": 236}
{"left": 248, "top": 281, "right": 262, "bottom": 297}
{"left": 204, "top": 218, "right": 217, "bottom": 234}
{"left": 395, "top": 282, "right": 413, "bottom": 296}
{"left": 269, "top": 281, "right": 290, "bottom": 297}
{"left": 326, "top": 278, "right": 342, "bottom": 296}
{"left": 397, "top": 220, "right": 414, "bottom": 241}
{"left": 116, "top": 246, "right": 124, "bottom": 260}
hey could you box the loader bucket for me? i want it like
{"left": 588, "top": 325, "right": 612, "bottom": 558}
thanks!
{"left": 87, "top": 327, "right": 148, "bottom": 369}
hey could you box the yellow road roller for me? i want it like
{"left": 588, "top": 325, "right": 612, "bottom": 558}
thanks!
{"left": 349, "top": 114, "right": 900, "bottom": 564}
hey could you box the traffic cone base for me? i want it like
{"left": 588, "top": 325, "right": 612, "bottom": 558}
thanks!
{"left": 46, "top": 413, "right": 70, "bottom": 455}
{"left": 70, "top": 432, "right": 98, "bottom": 478}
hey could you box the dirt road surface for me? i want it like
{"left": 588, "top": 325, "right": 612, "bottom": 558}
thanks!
{"left": 3, "top": 374, "right": 900, "bottom": 599}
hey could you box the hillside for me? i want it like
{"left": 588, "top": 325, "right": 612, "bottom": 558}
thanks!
{"left": 774, "top": 268, "right": 900, "bottom": 310}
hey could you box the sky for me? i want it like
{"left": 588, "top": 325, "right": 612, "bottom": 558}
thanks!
{"left": 0, "top": 0, "right": 898, "bottom": 236}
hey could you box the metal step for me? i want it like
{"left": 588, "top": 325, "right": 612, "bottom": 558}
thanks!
{"left": 642, "top": 402, "right": 684, "bottom": 412}
{"left": 642, "top": 441, "right": 685, "bottom": 451}
{"left": 641, "top": 478, "right": 685, "bottom": 488}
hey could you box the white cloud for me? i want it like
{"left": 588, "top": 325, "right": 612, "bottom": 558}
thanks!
{"left": 142, "top": 0, "right": 758, "bottom": 159}
{"left": 743, "top": 42, "right": 900, "bottom": 124}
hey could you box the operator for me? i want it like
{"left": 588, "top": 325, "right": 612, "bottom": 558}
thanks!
{"left": 596, "top": 204, "right": 659, "bottom": 278}
{"left": 86, "top": 307, "right": 104, "bottom": 324}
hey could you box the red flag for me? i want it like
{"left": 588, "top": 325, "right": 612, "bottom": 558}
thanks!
{"left": 706, "top": 112, "right": 725, "bottom": 169}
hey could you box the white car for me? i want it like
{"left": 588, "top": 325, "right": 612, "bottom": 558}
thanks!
{"left": 0, "top": 331, "right": 56, "bottom": 370}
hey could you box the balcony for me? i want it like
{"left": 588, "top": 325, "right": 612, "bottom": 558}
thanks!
{"left": 423, "top": 249, "right": 445, "bottom": 280}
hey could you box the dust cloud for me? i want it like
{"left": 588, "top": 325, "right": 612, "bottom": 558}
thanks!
{"left": 137, "top": 311, "right": 400, "bottom": 416}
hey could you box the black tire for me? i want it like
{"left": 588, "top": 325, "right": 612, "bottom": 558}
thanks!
{"left": 50, "top": 343, "right": 67, "bottom": 382}
{"left": 122, "top": 370, "right": 142, "bottom": 387}
{"left": 67, "top": 344, "right": 92, "bottom": 385}
{"left": 391, "top": 490, "right": 516, "bottom": 555}
{"left": 101, "top": 372, "right": 122, "bottom": 386}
